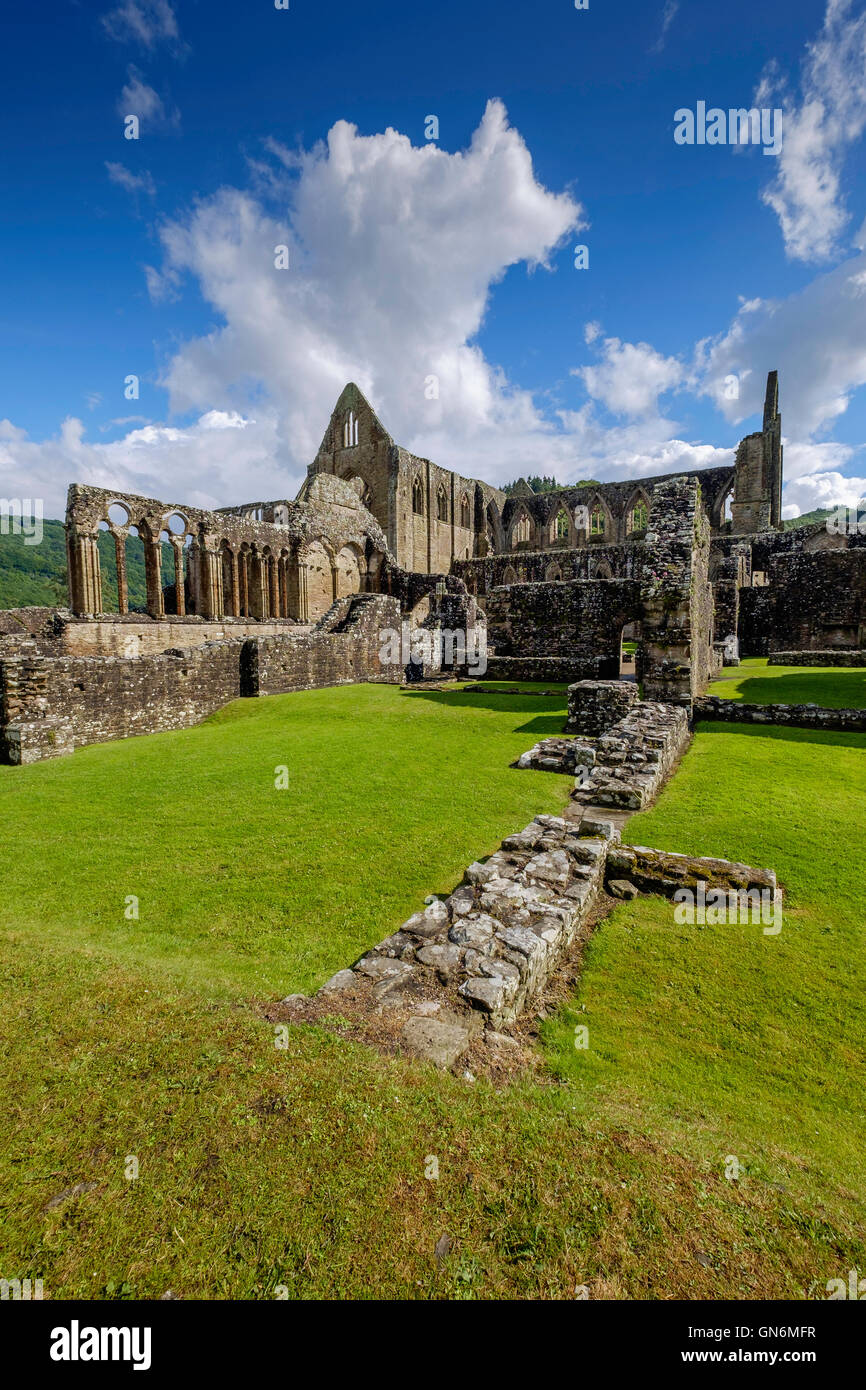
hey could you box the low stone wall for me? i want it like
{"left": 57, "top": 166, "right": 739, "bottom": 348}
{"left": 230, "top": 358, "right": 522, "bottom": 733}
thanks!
{"left": 0, "top": 594, "right": 405, "bottom": 764}
{"left": 694, "top": 696, "right": 866, "bottom": 733}
{"left": 243, "top": 594, "right": 403, "bottom": 696}
{"left": 768, "top": 650, "right": 866, "bottom": 667}
{"left": 514, "top": 695, "right": 690, "bottom": 811}
{"left": 606, "top": 844, "right": 777, "bottom": 896}
{"left": 571, "top": 701, "right": 691, "bottom": 810}
{"left": 565, "top": 679, "right": 641, "bottom": 736}
{"left": 482, "top": 656, "right": 606, "bottom": 683}
{"left": 315, "top": 813, "right": 614, "bottom": 1053}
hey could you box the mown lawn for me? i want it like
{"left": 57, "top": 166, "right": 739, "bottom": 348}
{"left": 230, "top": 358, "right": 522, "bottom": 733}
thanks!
{"left": 0, "top": 685, "right": 863, "bottom": 1299}
{"left": 708, "top": 657, "right": 866, "bottom": 708}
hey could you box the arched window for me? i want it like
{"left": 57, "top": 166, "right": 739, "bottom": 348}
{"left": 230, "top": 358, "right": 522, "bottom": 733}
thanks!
{"left": 459, "top": 493, "right": 471, "bottom": 529}
{"left": 628, "top": 497, "right": 648, "bottom": 534}
{"left": 590, "top": 505, "right": 606, "bottom": 537}
{"left": 551, "top": 508, "right": 570, "bottom": 544}
{"left": 512, "top": 511, "right": 531, "bottom": 546}
{"left": 412, "top": 477, "right": 424, "bottom": 515}
{"left": 343, "top": 411, "right": 359, "bottom": 448}
{"left": 437, "top": 485, "right": 449, "bottom": 523}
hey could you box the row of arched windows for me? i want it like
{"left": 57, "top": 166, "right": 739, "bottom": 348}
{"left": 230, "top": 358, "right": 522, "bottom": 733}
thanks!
{"left": 509, "top": 497, "right": 650, "bottom": 548}
{"left": 412, "top": 479, "right": 473, "bottom": 529}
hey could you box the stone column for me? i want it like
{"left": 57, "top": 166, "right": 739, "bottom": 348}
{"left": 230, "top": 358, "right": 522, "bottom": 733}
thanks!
{"left": 199, "top": 545, "right": 223, "bottom": 620}
{"left": 230, "top": 550, "right": 241, "bottom": 618}
{"left": 68, "top": 531, "right": 103, "bottom": 616}
{"left": 172, "top": 540, "right": 186, "bottom": 616}
{"left": 268, "top": 556, "right": 279, "bottom": 620}
{"left": 113, "top": 532, "right": 128, "bottom": 614}
{"left": 143, "top": 536, "right": 164, "bottom": 618}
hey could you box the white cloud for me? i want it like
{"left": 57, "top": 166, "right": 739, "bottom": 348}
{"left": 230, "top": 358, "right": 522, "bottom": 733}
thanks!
{"left": 650, "top": 0, "right": 680, "bottom": 55}
{"left": 699, "top": 246, "right": 866, "bottom": 438}
{"left": 0, "top": 411, "right": 287, "bottom": 520}
{"left": 117, "top": 67, "right": 179, "bottom": 131}
{"left": 781, "top": 469, "right": 866, "bottom": 515}
{"left": 105, "top": 161, "right": 156, "bottom": 197}
{"left": 575, "top": 336, "right": 684, "bottom": 417}
{"left": 3, "top": 99, "right": 863, "bottom": 526}
{"left": 102, "top": 0, "right": 182, "bottom": 51}
{"left": 760, "top": 0, "right": 866, "bottom": 261}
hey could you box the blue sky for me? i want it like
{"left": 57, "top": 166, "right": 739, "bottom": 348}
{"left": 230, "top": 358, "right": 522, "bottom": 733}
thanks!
{"left": 1, "top": 0, "right": 865, "bottom": 517}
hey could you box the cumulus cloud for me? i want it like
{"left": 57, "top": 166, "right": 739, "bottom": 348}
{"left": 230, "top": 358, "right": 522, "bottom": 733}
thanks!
{"left": 0, "top": 411, "right": 288, "bottom": 521}
{"left": 574, "top": 336, "right": 684, "bottom": 418}
{"left": 699, "top": 246, "right": 866, "bottom": 439}
{"left": 3, "top": 98, "right": 863, "bottom": 523}
{"left": 759, "top": 0, "right": 866, "bottom": 261}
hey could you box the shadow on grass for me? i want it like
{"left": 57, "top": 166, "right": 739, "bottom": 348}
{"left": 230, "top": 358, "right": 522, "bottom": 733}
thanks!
{"left": 401, "top": 687, "right": 568, "bottom": 735}
{"left": 694, "top": 719, "right": 866, "bottom": 751}
{"left": 715, "top": 668, "right": 866, "bottom": 709}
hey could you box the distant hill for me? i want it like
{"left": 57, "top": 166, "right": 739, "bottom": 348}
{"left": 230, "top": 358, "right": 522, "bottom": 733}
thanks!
{"left": 0, "top": 519, "right": 174, "bottom": 612}
{"left": 782, "top": 507, "right": 835, "bottom": 531}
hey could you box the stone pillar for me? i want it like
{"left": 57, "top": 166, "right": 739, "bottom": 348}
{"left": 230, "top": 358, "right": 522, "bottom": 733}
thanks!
{"left": 230, "top": 550, "right": 241, "bottom": 617}
{"left": 268, "top": 556, "right": 279, "bottom": 620}
{"left": 68, "top": 531, "right": 103, "bottom": 616}
{"left": 172, "top": 540, "right": 186, "bottom": 616}
{"left": 113, "top": 532, "right": 128, "bottom": 614}
{"left": 143, "top": 536, "right": 164, "bottom": 618}
{"left": 249, "top": 553, "right": 267, "bottom": 620}
{"left": 297, "top": 559, "right": 309, "bottom": 622}
{"left": 199, "top": 546, "right": 223, "bottom": 620}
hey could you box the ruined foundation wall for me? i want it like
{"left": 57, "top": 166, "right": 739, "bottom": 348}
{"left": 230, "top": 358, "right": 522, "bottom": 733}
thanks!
{"left": 0, "top": 595, "right": 405, "bottom": 764}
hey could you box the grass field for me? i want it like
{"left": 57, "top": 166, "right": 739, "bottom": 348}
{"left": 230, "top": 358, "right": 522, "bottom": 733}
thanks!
{"left": 1, "top": 682, "right": 863, "bottom": 1299}
{"left": 708, "top": 658, "right": 866, "bottom": 709}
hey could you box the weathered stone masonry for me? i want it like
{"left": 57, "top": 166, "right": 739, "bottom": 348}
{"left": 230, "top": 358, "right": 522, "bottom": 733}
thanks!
{"left": 0, "top": 594, "right": 405, "bottom": 765}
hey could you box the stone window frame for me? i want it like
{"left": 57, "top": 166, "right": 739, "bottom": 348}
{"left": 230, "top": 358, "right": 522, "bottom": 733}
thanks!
{"left": 412, "top": 476, "right": 425, "bottom": 516}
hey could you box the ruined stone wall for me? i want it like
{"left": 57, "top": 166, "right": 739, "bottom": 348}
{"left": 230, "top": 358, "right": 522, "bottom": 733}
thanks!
{"left": 764, "top": 551, "right": 866, "bottom": 652}
{"left": 0, "top": 594, "right": 406, "bottom": 764}
{"left": 6, "top": 614, "right": 303, "bottom": 659}
{"left": 639, "top": 476, "right": 712, "bottom": 706}
{"left": 694, "top": 696, "right": 866, "bottom": 733}
{"left": 738, "top": 586, "right": 773, "bottom": 657}
{"left": 484, "top": 579, "right": 641, "bottom": 677}
{"left": 769, "top": 650, "right": 866, "bottom": 667}
{"left": 244, "top": 594, "right": 404, "bottom": 696}
{"left": 0, "top": 640, "right": 244, "bottom": 764}
{"left": 451, "top": 543, "right": 643, "bottom": 595}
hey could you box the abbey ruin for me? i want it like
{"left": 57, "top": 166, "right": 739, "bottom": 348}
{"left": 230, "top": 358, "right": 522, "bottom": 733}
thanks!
{"left": 1, "top": 371, "right": 865, "bottom": 765}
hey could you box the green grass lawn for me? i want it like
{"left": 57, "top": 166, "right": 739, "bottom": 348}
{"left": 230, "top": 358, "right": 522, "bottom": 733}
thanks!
{"left": 708, "top": 657, "right": 866, "bottom": 708}
{"left": 0, "top": 685, "right": 863, "bottom": 1299}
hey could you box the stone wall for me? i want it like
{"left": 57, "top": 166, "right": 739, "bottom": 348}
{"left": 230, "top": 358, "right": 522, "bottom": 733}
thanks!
{"left": 315, "top": 813, "right": 614, "bottom": 1038}
{"left": 565, "top": 679, "right": 641, "bottom": 737}
{"left": 694, "top": 696, "right": 866, "bottom": 733}
{"left": 639, "top": 476, "right": 713, "bottom": 705}
{"left": 484, "top": 578, "right": 641, "bottom": 676}
{"left": 764, "top": 551, "right": 866, "bottom": 653}
{"left": 0, "top": 594, "right": 405, "bottom": 764}
{"left": 769, "top": 650, "right": 866, "bottom": 667}
{"left": 243, "top": 594, "right": 403, "bottom": 696}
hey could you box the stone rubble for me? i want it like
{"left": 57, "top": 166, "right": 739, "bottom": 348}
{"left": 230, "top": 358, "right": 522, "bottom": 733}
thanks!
{"left": 316, "top": 813, "right": 619, "bottom": 1060}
